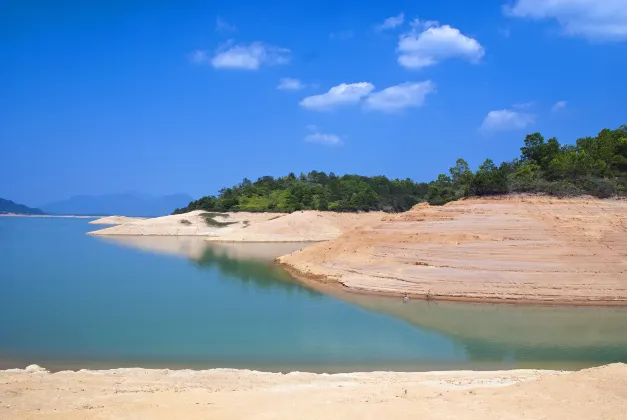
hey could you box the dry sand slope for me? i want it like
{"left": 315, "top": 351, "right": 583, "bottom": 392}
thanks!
{"left": 207, "top": 211, "right": 385, "bottom": 242}
{"left": 1, "top": 364, "right": 626, "bottom": 420}
{"left": 87, "top": 211, "right": 284, "bottom": 237}
{"left": 88, "top": 210, "right": 385, "bottom": 242}
{"left": 278, "top": 196, "right": 627, "bottom": 304}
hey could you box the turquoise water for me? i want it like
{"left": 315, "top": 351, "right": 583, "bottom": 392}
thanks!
{"left": 1, "top": 217, "right": 626, "bottom": 372}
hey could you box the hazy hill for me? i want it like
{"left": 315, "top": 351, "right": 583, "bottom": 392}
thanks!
{"left": 41, "top": 193, "right": 193, "bottom": 217}
{"left": 0, "top": 198, "right": 46, "bottom": 215}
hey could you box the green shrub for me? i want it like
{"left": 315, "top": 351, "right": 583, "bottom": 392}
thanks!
{"left": 201, "top": 213, "right": 237, "bottom": 228}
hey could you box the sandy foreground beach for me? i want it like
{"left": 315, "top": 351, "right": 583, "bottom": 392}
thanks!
{"left": 1, "top": 363, "right": 626, "bottom": 419}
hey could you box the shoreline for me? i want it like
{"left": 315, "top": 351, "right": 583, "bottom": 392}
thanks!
{"left": 277, "top": 260, "right": 627, "bottom": 307}
{"left": 0, "top": 213, "right": 98, "bottom": 219}
{"left": 82, "top": 195, "right": 627, "bottom": 307}
{"left": 0, "top": 363, "right": 567, "bottom": 379}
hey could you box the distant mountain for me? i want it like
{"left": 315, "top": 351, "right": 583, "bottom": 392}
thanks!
{"left": 41, "top": 193, "right": 194, "bottom": 217}
{"left": 0, "top": 198, "right": 46, "bottom": 215}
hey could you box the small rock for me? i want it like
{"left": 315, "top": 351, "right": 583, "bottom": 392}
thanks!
{"left": 25, "top": 365, "right": 47, "bottom": 374}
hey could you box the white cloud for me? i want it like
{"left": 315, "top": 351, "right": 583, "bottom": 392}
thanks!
{"left": 365, "top": 81, "right": 436, "bottom": 112}
{"left": 410, "top": 18, "right": 440, "bottom": 30}
{"left": 397, "top": 22, "right": 485, "bottom": 69}
{"left": 216, "top": 17, "right": 236, "bottom": 32}
{"left": 552, "top": 100, "right": 568, "bottom": 112}
{"left": 506, "top": 0, "right": 627, "bottom": 41}
{"left": 304, "top": 131, "right": 342, "bottom": 146}
{"left": 300, "top": 82, "right": 375, "bottom": 111}
{"left": 481, "top": 109, "right": 536, "bottom": 132}
{"left": 211, "top": 42, "right": 290, "bottom": 70}
{"left": 376, "top": 13, "right": 405, "bottom": 31}
{"left": 277, "top": 78, "right": 305, "bottom": 91}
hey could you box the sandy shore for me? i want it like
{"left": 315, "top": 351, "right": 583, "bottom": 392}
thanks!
{"left": 87, "top": 210, "right": 385, "bottom": 242}
{"left": 1, "top": 363, "right": 626, "bottom": 419}
{"left": 88, "top": 211, "right": 288, "bottom": 237}
{"left": 278, "top": 196, "right": 627, "bottom": 305}
{"left": 86, "top": 196, "right": 627, "bottom": 305}
{"left": 88, "top": 215, "right": 147, "bottom": 225}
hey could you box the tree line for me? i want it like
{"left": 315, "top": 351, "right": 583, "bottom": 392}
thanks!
{"left": 174, "top": 124, "right": 627, "bottom": 214}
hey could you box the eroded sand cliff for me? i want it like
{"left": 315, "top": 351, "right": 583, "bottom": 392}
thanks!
{"left": 278, "top": 196, "right": 627, "bottom": 304}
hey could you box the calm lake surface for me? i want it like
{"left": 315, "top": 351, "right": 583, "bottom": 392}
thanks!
{"left": 1, "top": 217, "right": 626, "bottom": 372}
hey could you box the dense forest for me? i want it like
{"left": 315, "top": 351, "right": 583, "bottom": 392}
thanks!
{"left": 174, "top": 125, "right": 627, "bottom": 214}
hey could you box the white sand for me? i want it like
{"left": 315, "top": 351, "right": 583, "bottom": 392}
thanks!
{"left": 88, "top": 210, "right": 284, "bottom": 236}
{"left": 2, "top": 363, "right": 626, "bottom": 419}
{"left": 88, "top": 215, "right": 147, "bottom": 225}
{"left": 87, "top": 210, "right": 385, "bottom": 242}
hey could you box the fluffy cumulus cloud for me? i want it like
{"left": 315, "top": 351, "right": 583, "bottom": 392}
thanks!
{"left": 277, "top": 78, "right": 305, "bottom": 91}
{"left": 211, "top": 42, "right": 290, "bottom": 70}
{"left": 481, "top": 109, "right": 536, "bottom": 132}
{"left": 506, "top": 0, "right": 627, "bottom": 41}
{"left": 299, "top": 82, "right": 375, "bottom": 111}
{"left": 397, "top": 21, "right": 485, "bottom": 69}
{"left": 365, "top": 81, "right": 436, "bottom": 112}
{"left": 375, "top": 13, "right": 405, "bottom": 31}
{"left": 552, "top": 100, "right": 568, "bottom": 112}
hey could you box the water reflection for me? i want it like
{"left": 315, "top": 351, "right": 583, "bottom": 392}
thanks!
{"left": 318, "top": 289, "right": 627, "bottom": 368}
{"left": 95, "top": 235, "right": 627, "bottom": 369}
{"left": 95, "top": 236, "right": 321, "bottom": 296}
{"left": 194, "top": 246, "right": 322, "bottom": 297}
{"left": 96, "top": 236, "right": 308, "bottom": 262}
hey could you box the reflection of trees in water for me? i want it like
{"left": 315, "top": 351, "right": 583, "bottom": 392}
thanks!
{"left": 193, "top": 247, "right": 322, "bottom": 299}
{"left": 459, "top": 337, "right": 626, "bottom": 366}
{"left": 335, "top": 296, "right": 627, "bottom": 366}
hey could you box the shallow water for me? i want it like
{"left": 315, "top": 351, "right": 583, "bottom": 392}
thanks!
{"left": 1, "top": 217, "right": 626, "bottom": 372}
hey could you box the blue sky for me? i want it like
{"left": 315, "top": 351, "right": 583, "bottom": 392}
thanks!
{"left": 1, "top": 0, "right": 626, "bottom": 206}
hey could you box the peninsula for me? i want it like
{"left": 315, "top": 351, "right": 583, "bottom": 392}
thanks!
{"left": 88, "top": 124, "right": 627, "bottom": 305}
